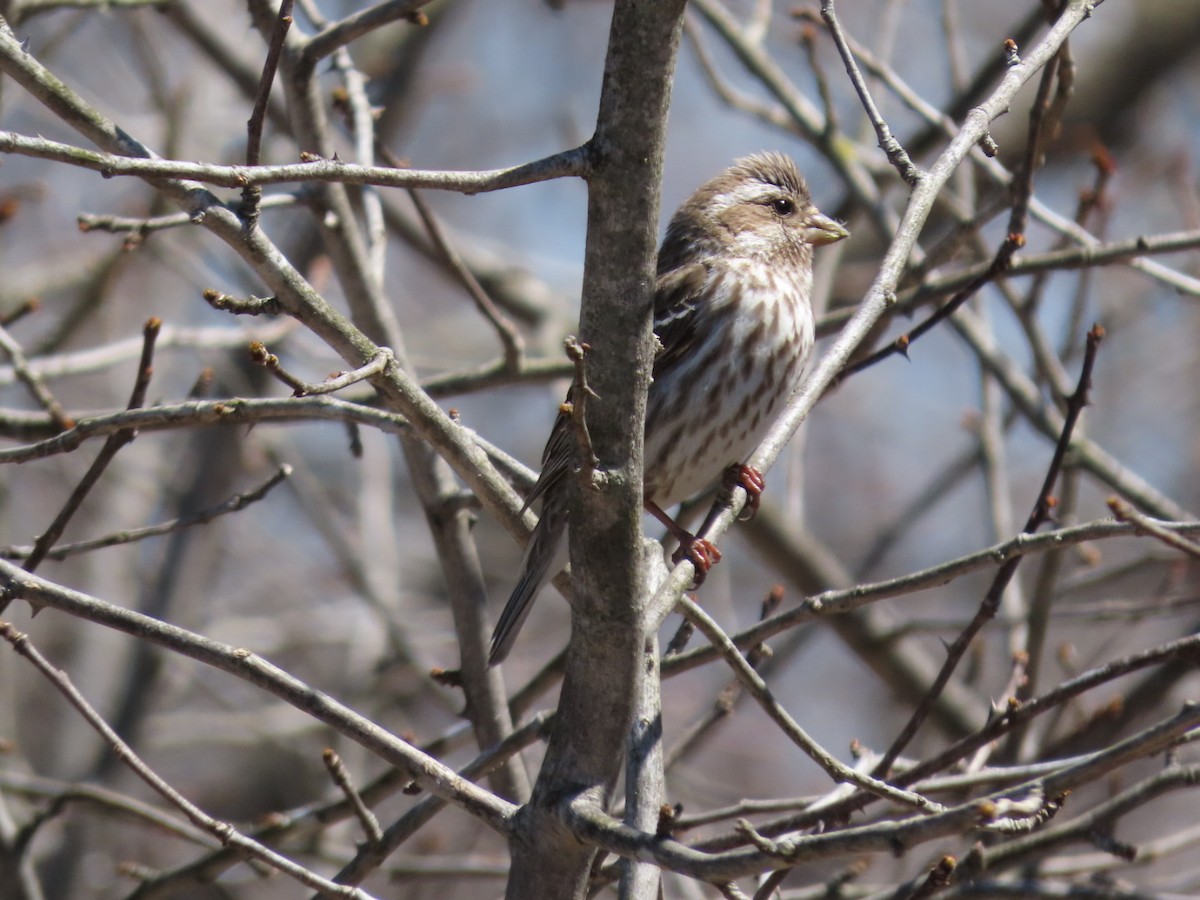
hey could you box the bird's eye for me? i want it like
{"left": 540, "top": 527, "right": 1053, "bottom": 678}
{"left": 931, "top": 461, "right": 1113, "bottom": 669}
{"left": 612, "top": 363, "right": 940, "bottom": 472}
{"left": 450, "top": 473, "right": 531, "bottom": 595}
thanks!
{"left": 771, "top": 197, "right": 796, "bottom": 217}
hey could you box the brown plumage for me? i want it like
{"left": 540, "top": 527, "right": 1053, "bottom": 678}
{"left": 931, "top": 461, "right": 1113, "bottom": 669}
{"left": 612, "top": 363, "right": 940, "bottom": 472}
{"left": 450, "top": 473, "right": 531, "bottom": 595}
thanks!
{"left": 490, "top": 153, "right": 847, "bottom": 665}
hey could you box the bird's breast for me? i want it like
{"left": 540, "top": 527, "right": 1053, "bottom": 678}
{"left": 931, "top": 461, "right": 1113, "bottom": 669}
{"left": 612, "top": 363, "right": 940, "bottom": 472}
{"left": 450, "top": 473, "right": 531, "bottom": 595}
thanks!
{"left": 642, "top": 265, "right": 815, "bottom": 508}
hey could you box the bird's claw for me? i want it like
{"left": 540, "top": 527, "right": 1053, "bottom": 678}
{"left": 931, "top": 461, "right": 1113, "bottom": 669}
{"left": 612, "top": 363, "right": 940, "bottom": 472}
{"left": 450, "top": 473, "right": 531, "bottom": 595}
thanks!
{"left": 728, "top": 464, "right": 765, "bottom": 521}
{"left": 672, "top": 536, "right": 722, "bottom": 587}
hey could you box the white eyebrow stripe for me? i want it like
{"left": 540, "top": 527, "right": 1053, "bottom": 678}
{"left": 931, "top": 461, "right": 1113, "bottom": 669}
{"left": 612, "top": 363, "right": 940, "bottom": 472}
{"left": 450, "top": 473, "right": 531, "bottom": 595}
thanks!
{"left": 709, "top": 181, "right": 782, "bottom": 213}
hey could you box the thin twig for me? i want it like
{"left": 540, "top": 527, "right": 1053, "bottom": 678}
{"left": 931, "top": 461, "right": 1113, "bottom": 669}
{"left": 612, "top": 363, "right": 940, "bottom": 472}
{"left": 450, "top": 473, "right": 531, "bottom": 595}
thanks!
{"left": 322, "top": 749, "right": 384, "bottom": 845}
{"left": 683, "top": 13, "right": 796, "bottom": 135}
{"left": 838, "top": 231, "right": 1024, "bottom": 380}
{"left": 242, "top": 0, "right": 295, "bottom": 225}
{"left": 872, "top": 325, "right": 1105, "bottom": 779}
{"left": 0, "top": 396, "right": 413, "bottom": 465}
{"left": 377, "top": 117, "right": 523, "bottom": 363}
{"left": 299, "top": 0, "right": 432, "bottom": 65}
{"left": 0, "top": 622, "right": 379, "bottom": 900}
{"left": 691, "top": 636, "right": 1200, "bottom": 850}
{"left": 0, "top": 320, "right": 295, "bottom": 390}
{"left": 0, "top": 319, "right": 161, "bottom": 615}
{"left": 0, "top": 465, "right": 293, "bottom": 562}
{"left": 17, "top": 0, "right": 169, "bottom": 13}
{"left": 0, "top": 769, "right": 224, "bottom": 854}
{"left": 819, "top": 0, "right": 920, "bottom": 185}
{"left": 0, "top": 320, "right": 72, "bottom": 430}
{"left": 662, "top": 516, "right": 1200, "bottom": 679}
{"left": 321, "top": 16, "right": 388, "bottom": 290}
{"left": 950, "top": 306, "right": 1190, "bottom": 521}
{"left": 323, "top": 713, "right": 551, "bottom": 887}
{"left": 0, "top": 562, "right": 519, "bottom": 832}
{"left": 1109, "top": 497, "right": 1200, "bottom": 562}
{"left": 902, "top": 228, "right": 1200, "bottom": 309}
{"left": 249, "top": 343, "right": 395, "bottom": 396}
{"left": 79, "top": 194, "right": 299, "bottom": 238}
{"left": 419, "top": 355, "right": 571, "bottom": 399}
{"left": 799, "top": 21, "right": 838, "bottom": 139}
{"left": 129, "top": 713, "right": 547, "bottom": 897}
{"left": 405, "top": 186, "right": 525, "bottom": 369}
{"left": 0, "top": 129, "right": 592, "bottom": 195}
{"left": 678, "top": 596, "right": 945, "bottom": 815}
{"left": 663, "top": 586, "right": 782, "bottom": 770}
{"left": 1005, "top": 36, "right": 1067, "bottom": 242}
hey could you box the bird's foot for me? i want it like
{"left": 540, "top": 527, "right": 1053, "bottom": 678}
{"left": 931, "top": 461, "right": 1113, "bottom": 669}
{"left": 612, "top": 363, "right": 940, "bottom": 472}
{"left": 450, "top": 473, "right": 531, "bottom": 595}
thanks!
{"left": 725, "top": 464, "right": 765, "bottom": 521}
{"left": 671, "top": 534, "right": 722, "bottom": 587}
{"left": 647, "top": 499, "right": 724, "bottom": 587}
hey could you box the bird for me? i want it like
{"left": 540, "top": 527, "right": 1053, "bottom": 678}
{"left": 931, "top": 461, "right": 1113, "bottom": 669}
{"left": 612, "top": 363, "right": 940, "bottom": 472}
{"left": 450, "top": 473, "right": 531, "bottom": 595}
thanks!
{"left": 489, "top": 152, "right": 848, "bottom": 666}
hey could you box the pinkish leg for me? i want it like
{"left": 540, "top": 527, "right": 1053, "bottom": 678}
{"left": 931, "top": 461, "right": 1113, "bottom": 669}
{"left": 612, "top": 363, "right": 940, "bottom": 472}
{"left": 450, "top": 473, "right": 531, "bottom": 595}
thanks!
{"left": 726, "top": 463, "right": 765, "bottom": 521}
{"left": 645, "top": 500, "right": 722, "bottom": 586}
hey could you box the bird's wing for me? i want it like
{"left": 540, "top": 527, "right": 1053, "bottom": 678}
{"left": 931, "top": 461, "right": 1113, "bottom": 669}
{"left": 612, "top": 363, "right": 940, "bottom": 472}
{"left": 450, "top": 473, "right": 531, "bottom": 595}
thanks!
{"left": 522, "top": 398, "right": 573, "bottom": 512}
{"left": 651, "top": 260, "right": 712, "bottom": 381}
{"left": 523, "top": 261, "right": 710, "bottom": 511}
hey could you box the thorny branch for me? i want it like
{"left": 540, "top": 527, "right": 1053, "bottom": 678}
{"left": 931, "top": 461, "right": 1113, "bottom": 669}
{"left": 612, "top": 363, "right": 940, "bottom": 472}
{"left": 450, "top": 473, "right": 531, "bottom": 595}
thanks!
{"left": 0, "top": 622, "right": 380, "bottom": 900}
{"left": 874, "top": 325, "right": 1105, "bottom": 779}
{"left": 5, "top": 2, "right": 1200, "bottom": 898}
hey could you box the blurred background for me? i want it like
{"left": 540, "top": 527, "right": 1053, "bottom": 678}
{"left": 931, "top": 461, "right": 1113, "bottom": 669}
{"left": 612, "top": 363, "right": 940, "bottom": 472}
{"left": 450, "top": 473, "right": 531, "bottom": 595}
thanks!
{"left": 1, "top": 0, "right": 1199, "bottom": 896}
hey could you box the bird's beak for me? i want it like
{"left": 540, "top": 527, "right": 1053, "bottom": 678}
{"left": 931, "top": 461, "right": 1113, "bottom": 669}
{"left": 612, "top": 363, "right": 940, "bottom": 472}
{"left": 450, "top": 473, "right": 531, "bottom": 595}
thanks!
{"left": 804, "top": 212, "right": 849, "bottom": 246}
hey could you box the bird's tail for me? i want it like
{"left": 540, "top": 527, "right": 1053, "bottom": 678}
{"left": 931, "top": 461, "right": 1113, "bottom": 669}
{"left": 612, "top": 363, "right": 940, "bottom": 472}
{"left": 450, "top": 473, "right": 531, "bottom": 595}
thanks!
{"left": 488, "top": 490, "right": 569, "bottom": 666}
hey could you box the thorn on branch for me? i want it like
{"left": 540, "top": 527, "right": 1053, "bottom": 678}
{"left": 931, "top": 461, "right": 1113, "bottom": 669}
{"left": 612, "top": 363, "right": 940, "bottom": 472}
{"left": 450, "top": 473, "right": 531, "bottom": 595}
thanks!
{"left": 0, "top": 195, "right": 21, "bottom": 225}
{"left": 840, "top": 227, "right": 1029, "bottom": 381}
{"left": 663, "top": 617, "right": 694, "bottom": 656}
{"left": 1091, "top": 143, "right": 1117, "bottom": 177}
{"left": 430, "top": 667, "right": 463, "bottom": 688}
{"left": 346, "top": 421, "right": 363, "bottom": 458}
{"left": 871, "top": 325, "right": 1104, "bottom": 777}
{"left": 760, "top": 584, "right": 784, "bottom": 619}
{"left": 745, "top": 585, "right": 783, "bottom": 667}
